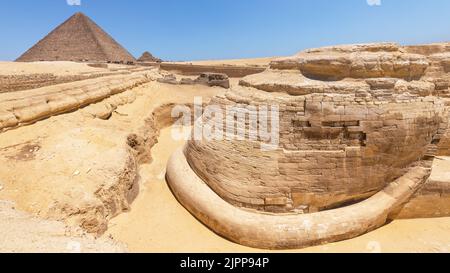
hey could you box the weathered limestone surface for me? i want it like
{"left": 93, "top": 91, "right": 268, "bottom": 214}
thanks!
{"left": 0, "top": 66, "right": 150, "bottom": 93}
{"left": 168, "top": 42, "right": 450, "bottom": 249}
{"left": 241, "top": 70, "right": 371, "bottom": 95}
{"left": 137, "top": 51, "right": 162, "bottom": 63}
{"left": 194, "top": 73, "right": 230, "bottom": 89}
{"left": 0, "top": 71, "right": 157, "bottom": 131}
{"left": 187, "top": 43, "right": 450, "bottom": 213}
{"left": 405, "top": 43, "right": 450, "bottom": 56}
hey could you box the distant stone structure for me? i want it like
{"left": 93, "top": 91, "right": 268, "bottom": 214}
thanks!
{"left": 194, "top": 73, "right": 230, "bottom": 88}
{"left": 166, "top": 42, "right": 450, "bottom": 249}
{"left": 137, "top": 51, "right": 162, "bottom": 63}
{"left": 16, "top": 12, "right": 136, "bottom": 64}
{"left": 158, "top": 72, "right": 230, "bottom": 88}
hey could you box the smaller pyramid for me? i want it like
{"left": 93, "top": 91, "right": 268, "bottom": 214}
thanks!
{"left": 138, "top": 51, "right": 162, "bottom": 63}
{"left": 16, "top": 12, "right": 136, "bottom": 63}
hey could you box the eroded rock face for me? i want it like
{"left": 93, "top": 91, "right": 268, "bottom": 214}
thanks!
{"left": 271, "top": 43, "right": 429, "bottom": 81}
{"left": 183, "top": 43, "right": 450, "bottom": 213}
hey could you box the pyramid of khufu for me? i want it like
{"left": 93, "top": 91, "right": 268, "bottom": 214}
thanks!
{"left": 137, "top": 51, "right": 162, "bottom": 63}
{"left": 16, "top": 12, "right": 136, "bottom": 64}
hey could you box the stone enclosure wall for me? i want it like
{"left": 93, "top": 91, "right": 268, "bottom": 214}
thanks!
{"left": 17, "top": 13, "right": 136, "bottom": 63}
{"left": 0, "top": 71, "right": 156, "bottom": 131}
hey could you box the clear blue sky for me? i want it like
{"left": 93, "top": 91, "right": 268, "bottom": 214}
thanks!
{"left": 1, "top": 0, "right": 450, "bottom": 61}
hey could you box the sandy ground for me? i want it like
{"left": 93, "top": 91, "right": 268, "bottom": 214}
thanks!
{"left": 170, "top": 57, "right": 278, "bottom": 67}
{"left": 0, "top": 61, "right": 449, "bottom": 253}
{"left": 106, "top": 126, "right": 450, "bottom": 253}
{"left": 0, "top": 61, "right": 107, "bottom": 75}
{"left": 0, "top": 201, "right": 125, "bottom": 253}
